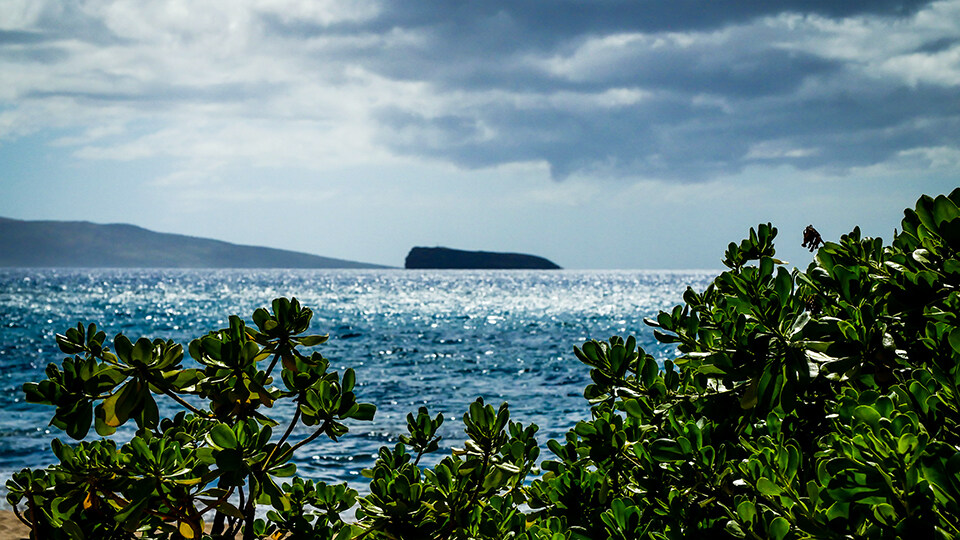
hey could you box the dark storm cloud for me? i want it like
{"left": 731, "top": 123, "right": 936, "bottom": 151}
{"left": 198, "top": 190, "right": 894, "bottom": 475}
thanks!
{"left": 375, "top": 77, "right": 960, "bottom": 181}
{"left": 267, "top": 1, "right": 936, "bottom": 41}
{"left": 0, "top": 30, "right": 49, "bottom": 45}
{"left": 915, "top": 37, "right": 960, "bottom": 53}
{"left": 0, "top": 44, "right": 69, "bottom": 64}
{"left": 260, "top": 0, "right": 954, "bottom": 180}
{"left": 262, "top": 0, "right": 930, "bottom": 88}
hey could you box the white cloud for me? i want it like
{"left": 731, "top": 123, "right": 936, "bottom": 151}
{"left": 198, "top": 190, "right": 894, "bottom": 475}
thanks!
{"left": 542, "top": 31, "right": 706, "bottom": 82}
{"left": 746, "top": 141, "right": 821, "bottom": 160}
{"left": 898, "top": 146, "right": 960, "bottom": 169}
{"left": 772, "top": 2, "right": 960, "bottom": 87}
{"left": 880, "top": 47, "right": 960, "bottom": 86}
{"left": 0, "top": 0, "right": 47, "bottom": 30}
{"left": 0, "top": 0, "right": 958, "bottom": 187}
{"left": 72, "top": 112, "right": 392, "bottom": 169}
{"left": 252, "top": 0, "right": 380, "bottom": 26}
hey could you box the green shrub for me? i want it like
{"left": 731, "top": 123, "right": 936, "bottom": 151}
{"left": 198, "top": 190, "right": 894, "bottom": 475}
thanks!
{"left": 9, "top": 189, "right": 960, "bottom": 539}
{"left": 9, "top": 299, "right": 374, "bottom": 539}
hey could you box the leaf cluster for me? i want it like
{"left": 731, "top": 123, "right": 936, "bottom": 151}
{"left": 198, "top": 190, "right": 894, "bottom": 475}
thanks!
{"left": 518, "top": 189, "right": 960, "bottom": 539}
{"left": 11, "top": 298, "right": 373, "bottom": 540}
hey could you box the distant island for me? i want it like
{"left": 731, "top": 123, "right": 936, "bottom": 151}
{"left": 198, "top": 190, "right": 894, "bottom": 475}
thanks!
{"left": 0, "top": 217, "right": 386, "bottom": 268}
{"left": 405, "top": 247, "right": 561, "bottom": 270}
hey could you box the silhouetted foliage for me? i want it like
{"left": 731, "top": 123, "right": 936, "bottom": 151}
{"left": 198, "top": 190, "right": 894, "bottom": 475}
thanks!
{"left": 801, "top": 224, "right": 823, "bottom": 252}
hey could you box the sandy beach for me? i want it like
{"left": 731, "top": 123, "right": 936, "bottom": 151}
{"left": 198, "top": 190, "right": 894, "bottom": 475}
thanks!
{"left": 0, "top": 511, "right": 249, "bottom": 539}
{"left": 0, "top": 511, "right": 29, "bottom": 540}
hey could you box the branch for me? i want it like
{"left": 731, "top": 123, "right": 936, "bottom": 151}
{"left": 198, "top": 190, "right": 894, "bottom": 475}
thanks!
{"left": 198, "top": 486, "right": 236, "bottom": 515}
{"left": 266, "top": 400, "right": 303, "bottom": 466}
{"left": 12, "top": 505, "right": 29, "bottom": 528}
{"left": 264, "top": 341, "right": 291, "bottom": 379}
{"left": 158, "top": 385, "right": 214, "bottom": 419}
{"left": 273, "top": 419, "right": 331, "bottom": 465}
{"left": 227, "top": 487, "right": 246, "bottom": 538}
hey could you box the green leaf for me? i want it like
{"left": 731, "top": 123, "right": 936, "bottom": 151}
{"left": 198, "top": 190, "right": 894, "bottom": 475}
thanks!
{"left": 740, "top": 377, "right": 759, "bottom": 410}
{"left": 101, "top": 380, "right": 140, "bottom": 428}
{"left": 131, "top": 338, "right": 154, "bottom": 365}
{"left": 774, "top": 267, "right": 792, "bottom": 301}
{"left": 757, "top": 477, "right": 783, "bottom": 497}
{"left": 949, "top": 328, "right": 960, "bottom": 356}
{"left": 736, "top": 500, "right": 757, "bottom": 525}
{"left": 897, "top": 433, "right": 919, "bottom": 455}
{"left": 641, "top": 356, "right": 658, "bottom": 388}
{"left": 114, "top": 334, "right": 134, "bottom": 362}
{"left": 932, "top": 194, "right": 959, "bottom": 226}
{"left": 623, "top": 399, "right": 645, "bottom": 419}
{"left": 574, "top": 422, "right": 597, "bottom": 436}
{"left": 348, "top": 403, "right": 376, "bottom": 421}
{"left": 296, "top": 335, "right": 329, "bottom": 347}
{"left": 853, "top": 405, "right": 882, "bottom": 430}
{"left": 768, "top": 516, "right": 789, "bottom": 540}
{"left": 838, "top": 320, "right": 860, "bottom": 342}
{"left": 725, "top": 520, "right": 746, "bottom": 538}
{"left": 789, "top": 311, "right": 810, "bottom": 339}
{"left": 208, "top": 423, "right": 238, "bottom": 450}
{"left": 217, "top": 501, "right": 245, "bottom": 519}
{"left": 334, "top": 526, "right": 362, "bottom": 540}
{"left": 342, "top": 368, "right": 356, "bottom": 394}
{"left": 649, "top": 439, "right": 685, "bottom": 462}
{"left": 269, "top": 463, "right": 297, "bottom": 477}
{"left": 114, "top": 496, "right": 151, "bottom": 528}
{"left": 872, "top": 503, "right": 898, "bottom": 525}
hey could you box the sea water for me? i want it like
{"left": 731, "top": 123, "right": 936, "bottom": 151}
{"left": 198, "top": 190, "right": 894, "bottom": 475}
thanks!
{"left": 0, "top": 268, "right": 715, "bottom": 498}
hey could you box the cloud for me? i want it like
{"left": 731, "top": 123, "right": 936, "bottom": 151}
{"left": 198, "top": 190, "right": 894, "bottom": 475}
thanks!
{"left": 0, "top": 0, "right": 957, "bottom": 183}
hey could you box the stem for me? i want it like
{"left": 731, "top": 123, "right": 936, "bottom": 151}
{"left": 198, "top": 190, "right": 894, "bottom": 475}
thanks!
{"left": 243, "top": 481, "right": 256, "bottom": 540}
{"left": 934, "top": 507, "right": 960, "bottom": 536}
{"left": 353, "top": 526, "right": 379, "bottom": 540}
{"left": 266, "top": 399, "right": 303, "bottom": 466}
{"left": 102, "top": 490, "right": 174, "bottom": 522}
{"left": 412, "top": 437, "right": 440, "bottom": 467}
{"left": 227, "top": 487, "right": 246, "bottom": 538}
{"left": 500, "top": 460, "right": 534, "bottom": 502}
{"left": 198, "top": 486, "right": 235, "bottom": 515}
{"left": 413, "top": 449, "right": 428, "bottom": 467}
{"left": 12, "top": 505, "right": 28, "bottom": 527}
{"left": 273, "top": 419, "right": 331, "bottom": 465}
{"left": 211, "top": 511, "right": 226, "bottom": 538}
{"left": 434, "top": 443, "right": 493, "bottom": 540}
{"left": 24, "top": 500, "right": 40, "bottom": 540}
{"left": 719, "top": 502, "right": 765, "bottom": 540}
{"left": 264, "top": 341, "right": 289, "bottom": 379}
{"left": 159, "top": 385, "right": 214, "bottom": 418}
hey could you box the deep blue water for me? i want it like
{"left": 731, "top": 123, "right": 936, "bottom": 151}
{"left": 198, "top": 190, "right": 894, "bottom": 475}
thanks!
{"left": 0, "top": 269, "right": 713, "bottom": 498}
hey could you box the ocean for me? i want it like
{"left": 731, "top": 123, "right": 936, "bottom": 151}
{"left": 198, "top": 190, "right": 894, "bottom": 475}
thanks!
{"left": 0, "top": 268, "right": 714, "bottom": 498}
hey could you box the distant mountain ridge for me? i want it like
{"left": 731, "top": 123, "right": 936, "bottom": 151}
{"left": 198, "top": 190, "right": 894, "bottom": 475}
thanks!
{"left": 405, "top": 247, "right": 561, "bottom": 270}
{"left": 0, "top": 217, "right": 386, "bottom": 268}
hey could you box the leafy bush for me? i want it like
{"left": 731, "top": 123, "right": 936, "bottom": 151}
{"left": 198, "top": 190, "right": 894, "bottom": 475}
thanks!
{"left": 9, "top": 189, "right": 960, "bottom": 539}
{"left": 8, "top": 299, "right": 375, "bottom": 539}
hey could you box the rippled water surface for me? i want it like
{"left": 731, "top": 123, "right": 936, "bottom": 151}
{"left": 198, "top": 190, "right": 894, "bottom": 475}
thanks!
{"left": 0, "top": 269, "right": 714, "bottom": 496}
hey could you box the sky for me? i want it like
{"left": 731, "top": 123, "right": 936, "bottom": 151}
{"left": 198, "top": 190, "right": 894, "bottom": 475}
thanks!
{"left": 1, "top": 1, "right": 959, "bottom": 269}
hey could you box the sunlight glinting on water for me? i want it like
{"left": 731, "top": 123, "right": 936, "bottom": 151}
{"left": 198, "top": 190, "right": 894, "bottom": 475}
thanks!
{"left": 0, "top": 269, "right": 714, "bottom": 495}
